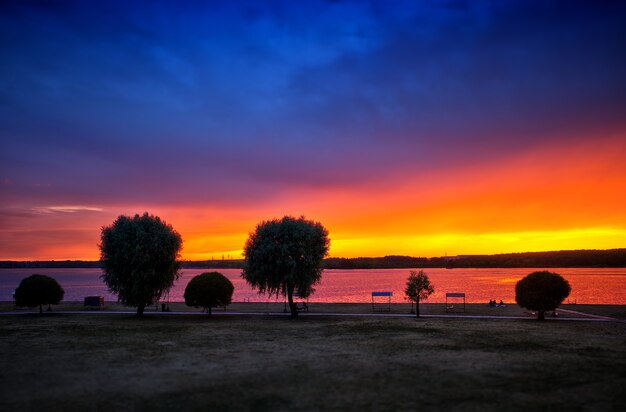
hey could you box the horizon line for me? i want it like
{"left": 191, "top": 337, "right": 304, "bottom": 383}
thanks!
{"left": 1, "top": 247, "right": 624, "bottom": 263}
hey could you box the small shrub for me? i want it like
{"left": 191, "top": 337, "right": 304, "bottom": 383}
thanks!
{"left": 515, "top": 271, "right": 571, "bottom": 320}
{"left": 184, "top": 272, "right": 234, "bottom": 316}
{"left": 14, "top": 274, "right": 64, "bottom": 314}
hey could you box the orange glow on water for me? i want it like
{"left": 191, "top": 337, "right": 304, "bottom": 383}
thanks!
{"left": 5, "top": 267, "right": 623, "bottom": 304}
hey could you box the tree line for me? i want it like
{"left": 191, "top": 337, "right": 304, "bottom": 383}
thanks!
{"left": 438, "top": 249, "right": 626, "bottom": 268}
{"left": 3, "top": 248, "right": 625, "bottom": 269}
{"left": 325, "top": 250, "right": 626, "bottom": 268}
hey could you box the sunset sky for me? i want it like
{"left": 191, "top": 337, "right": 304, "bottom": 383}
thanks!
{"left": 1, "top": 0, "right": 625, "bottom": 261}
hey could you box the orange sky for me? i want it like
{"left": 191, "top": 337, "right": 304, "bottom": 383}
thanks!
{"left": 3, "top": 136, "right": 624, "bottom": 261}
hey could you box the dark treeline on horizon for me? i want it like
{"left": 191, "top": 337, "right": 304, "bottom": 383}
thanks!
{"left": 0, "top": 260, "right": 103, "bottom": 269}
{"left": 324, "top": 249, "right": 626, "bottom": 269}
{"left": 439, "top": 249, "right": 626, "bottom": 269}
{"left": 1, "top": 249, "right": 625, "bottom": 269}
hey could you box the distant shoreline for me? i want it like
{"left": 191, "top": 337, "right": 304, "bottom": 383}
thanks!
{"left": 2, "top": 248, "right": 625, "bottom": 269}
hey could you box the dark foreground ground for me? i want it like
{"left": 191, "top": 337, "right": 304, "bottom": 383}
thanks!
{"left": 1, "top": 305, "right": 625, "bottom": 411}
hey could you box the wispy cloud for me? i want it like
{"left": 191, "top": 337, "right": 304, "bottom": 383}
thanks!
{"left": 31, "top": 206, "right": 104, "bottom": 214}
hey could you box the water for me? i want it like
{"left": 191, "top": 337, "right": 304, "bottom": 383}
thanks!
{"left": 1, "top": 267, "right": 625, "bottom": 304}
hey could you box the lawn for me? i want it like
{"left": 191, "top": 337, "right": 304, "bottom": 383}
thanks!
{"left": 1, "top": 312, "right": 625, "bottom": 411}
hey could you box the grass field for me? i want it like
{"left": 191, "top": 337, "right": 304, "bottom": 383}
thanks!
{"left": 1, "top": 308, "right": 625, "bottom": 411}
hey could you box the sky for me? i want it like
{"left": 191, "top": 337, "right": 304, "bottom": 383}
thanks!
{"left": 1, "top": 0, "right": 625, "bottom": 261}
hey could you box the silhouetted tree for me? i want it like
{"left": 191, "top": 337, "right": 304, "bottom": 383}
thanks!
{"left": 404, "top": 270, "right": 434, "bottom": 318}
{"left": 100, "top": 213, "right": 182, "bottom": 317}
{"left": 515, "top": 271, "right": 571, "bottom": 320}
{"left": 184, "top": 272, "right": 234, "bottom": 316}
{"left": 14, "top": 274, "right": 64, "bottom": 314}
{"left": 242, "top": 216, "right": 330, "bottom": 317}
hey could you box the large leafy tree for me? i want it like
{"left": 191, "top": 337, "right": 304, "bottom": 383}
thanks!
{"left": 14, "top": 274, "right": 64, "bottom": 314}
{"left": 515, "top": 271, "right": 571, "bottom": 320}
{"left": 404, "top": 270, "right": 434, "bottom": 318}
{"left": 242, "top": 216, "right": 330, "bottom": 317}
{"left": 184, "top": 272, "right": 234, "bottom": 316}
{"left": 100, "top": 212, "right": 182, "bottom": 317}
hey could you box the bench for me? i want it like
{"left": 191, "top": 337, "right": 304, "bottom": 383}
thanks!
{"left": 293, "top": 291, "right": 309, "bottom": 312}
{"left": 445, "top": 292, "right": 465, "bottom": 313}
{"left": 372, "top": 291, "right": 392, "bottom": 312}
{"left": 84, "top": 296, "right": 104, "bottom": 310}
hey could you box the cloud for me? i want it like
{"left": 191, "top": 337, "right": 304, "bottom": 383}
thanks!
{"left": 31, "top": 206, "right": 104, "bottom": 214}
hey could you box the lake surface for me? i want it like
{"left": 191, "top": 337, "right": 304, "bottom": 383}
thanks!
{"left": 1, "top": 267, "right": 625, "bottom": 305}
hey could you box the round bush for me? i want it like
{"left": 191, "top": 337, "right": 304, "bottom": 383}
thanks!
{"left": 14, "top": 274, "right": 65, "bottom": 314}
{"left": 184, "top": 272, "right": 234, "bottom": 316}
{"left": 515, "top": 271, "right": 571, "bottom": 320}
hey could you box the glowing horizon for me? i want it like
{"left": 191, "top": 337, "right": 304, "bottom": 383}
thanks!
{"left": 3, "top": 137, "right": 624, "bottom": 261}
{"left": 4, "top": 227, "right": 625, "bottom": 262}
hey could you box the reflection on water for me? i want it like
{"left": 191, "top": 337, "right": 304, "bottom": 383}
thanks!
{"left": 1, "top": 267, "right": 625, "bottom": 304}
{"left": 497, "top": 278, "right": 521, "bottom": 284}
